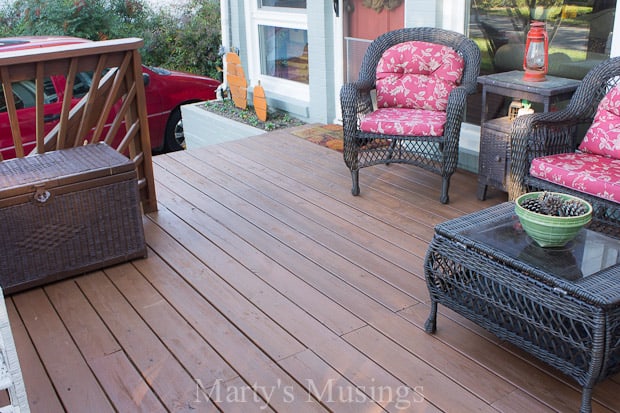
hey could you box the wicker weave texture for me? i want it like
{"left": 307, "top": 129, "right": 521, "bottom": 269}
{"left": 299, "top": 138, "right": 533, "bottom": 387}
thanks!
{"left": 424, "top": 203, "right": 620, "bottom": 413}
{"left": 340, "top": 27, "right": 481, "bottom": 204}
{"left": 0, "top": 145, "right": 146, "bottom": 293}
{"left": 478, "top": 119, "right": 511, "bottom": 192}
{"left": 0, "top": 144, "right": 132, "bottom": 189}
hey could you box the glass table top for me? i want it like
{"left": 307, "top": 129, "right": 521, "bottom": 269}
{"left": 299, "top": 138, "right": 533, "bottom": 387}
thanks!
{"left": 461, "top": 214, "right": 620, "bottom": 282}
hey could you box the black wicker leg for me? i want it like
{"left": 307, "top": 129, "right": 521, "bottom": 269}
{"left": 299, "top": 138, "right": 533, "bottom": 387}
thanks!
{"left": 386, "top": 139, "right": 397, "bottom": 164}
{"left": 425, "top": 301, "right": 438, "bottom": 333}
{"left": 580, "top": 386, "right": 592, "bottom": 413}
{"left": 477, "top": 182, "right": 488, "bottom": 201}
{"left": 351, "top": 170, "right": 360, "bottom": 196}
{"left": 440, "top": 176, "right": 450, "bottom": 204}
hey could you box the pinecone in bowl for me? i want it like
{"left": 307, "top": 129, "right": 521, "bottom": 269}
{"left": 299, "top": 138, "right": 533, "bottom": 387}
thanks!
{"left": 515, "top": 191, "right": 593, "bottom": 247}
{"left": 519, "top": 191, "right": 588, "bottom": 217}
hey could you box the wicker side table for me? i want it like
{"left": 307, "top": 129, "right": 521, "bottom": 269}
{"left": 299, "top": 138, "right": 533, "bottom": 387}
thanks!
{"left": 424, "top": 203, "right": 620, "bottom": 413}
{"left": 476, "top": 71, "right": 581, "bottom": 200}
{"left": 477, "top": 117, "right": 512, "bottom": 199}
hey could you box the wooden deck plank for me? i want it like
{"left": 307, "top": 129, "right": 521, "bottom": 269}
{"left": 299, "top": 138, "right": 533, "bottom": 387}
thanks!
{"left": 12, "top": 289, "right": 114, "bottom": 412}
{"left": 104, "top": 263, "right": 239, "bottom": 388}
{"left": 145, "top": 193, "right": 434, "bottom": 411}
{"left": 400, "top": 301, "right": 609, "bottom": 412}
{"left": 181, "top": 148, "right": 429, "bottom": 291}
{"left": 45, "top": 280, "right": 165, "bottom": 412}
{"left": 344, "top": 326, "right": 498, "bottom": 413}
{"left": 153, "top": 193, "right": 365, "bottom": 335}
{"left": 490, "top": 389, "right": 556, "bottom": 413}
{"left": 75, "top": 272, "right": 219, "bottom": 412}
{"left": 204, "top": 377, "right": 277, "bottom": 412}
{"left": 368, "top": 303, "right": 517, "bottom": 405}
{"left": 7, "top": 128, "right": 620, "bottom": 413}
{"left": 152, "top": 157, "right": 418, "bottom": 312}
{"left": 280, "top": 350, "right": 387, "bottom": 413}
{"left": 149, "top": 156, "right": 445, "bottom": 411}
{"left": 5, "top": 299, "right": 64, "bottom": 412}
{"left": 132, "top": 229, "right": 329, "bottom": 412}
{"left": 220, "top": 137, "right": 445, "bottom": 241}
{"left": 141, "top": 208, "right": 310, "bottom": 361}
{"left": 161, "top": 150, "right": 427, "bottom": 304}
{"left": 151, "top": 143, "right": 545, "bottom": 411}
{"left": 231, "top": 131, "right": 500, "bottom": 218}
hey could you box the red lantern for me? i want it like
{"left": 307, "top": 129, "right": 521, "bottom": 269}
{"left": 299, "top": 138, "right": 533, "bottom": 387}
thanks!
{"left": 523, "top": 21, "right": 549, "bottom": 82}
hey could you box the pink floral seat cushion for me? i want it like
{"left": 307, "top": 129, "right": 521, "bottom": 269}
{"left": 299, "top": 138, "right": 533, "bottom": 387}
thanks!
{"left": 578, "top": 84, "right": 620, "bottom": 158}
{"left": 530, "top": 152, "right": 620, "bottom": 203}
{"left": 359, "top": 107, "right": 448, "bottom": 137}
{"left": 375, "top": 41, "right": 464, "bottom": 112}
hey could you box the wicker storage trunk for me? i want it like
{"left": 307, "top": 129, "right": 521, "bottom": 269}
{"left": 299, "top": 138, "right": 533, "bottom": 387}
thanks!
{"left": 0, "top": 143, "right": 146, "bottom": 294}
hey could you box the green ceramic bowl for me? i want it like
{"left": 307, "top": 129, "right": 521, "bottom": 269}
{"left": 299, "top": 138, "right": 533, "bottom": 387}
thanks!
{"left": 514, "top": 192, "right": 593, "bottom": 247}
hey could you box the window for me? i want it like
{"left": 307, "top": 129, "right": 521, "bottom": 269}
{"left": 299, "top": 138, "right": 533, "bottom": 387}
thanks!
{"left": 246, "top": 2, "right": 309, "bottom": 100}
{"left": 467, "top": 0, "right": 617, "bottom": 124}
{"left": 258, "top": 25, "right": 309, "bottom": 84}
{"left": 260, "top": 1, "right": 306, "bottom": 8}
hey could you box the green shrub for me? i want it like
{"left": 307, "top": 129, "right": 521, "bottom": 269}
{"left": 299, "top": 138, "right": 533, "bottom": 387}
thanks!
{"left": 0, "top": 0, "right": 222, "bottom": 80}
{"left": 141, "top": 0, "right": 222, "bottom": 81}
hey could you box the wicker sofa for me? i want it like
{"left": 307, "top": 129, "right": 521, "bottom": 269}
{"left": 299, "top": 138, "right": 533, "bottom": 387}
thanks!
{"left": 340, "top": 27, "right": 481, "bottom": 204}
{"left": 509, "top": 57, "right": 620, "bottom": 237}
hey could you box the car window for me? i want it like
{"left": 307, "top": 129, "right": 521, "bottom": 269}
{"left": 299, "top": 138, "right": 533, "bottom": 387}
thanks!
{"left": 43, "top": 78, "right": 58, "bottom": 103}
{"left": 73, "top": 72, "right": 93, "bottom": 98}
{"left": 0, "top": 78, "right": 58, "bottom": 113}
{"left": 0, "top": 84, "right": 25, "bottom": 112}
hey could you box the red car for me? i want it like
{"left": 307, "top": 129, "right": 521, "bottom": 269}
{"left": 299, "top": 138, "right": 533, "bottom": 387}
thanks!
{"left": 0, "top": 36, "right": 220, "bottom": 159}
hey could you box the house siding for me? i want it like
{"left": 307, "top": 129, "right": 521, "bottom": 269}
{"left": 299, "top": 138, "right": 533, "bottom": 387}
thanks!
{"left": 307, "top": 2, "right": 335, "bottom": 124}
{"left": 221, "top": 1, "right": 443, "bottom": 125}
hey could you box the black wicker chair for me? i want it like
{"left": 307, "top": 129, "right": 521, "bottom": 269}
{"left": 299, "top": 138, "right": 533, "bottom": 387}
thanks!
{"left": 340, "top": 27, "right": 481, "bottom": 204}
{"left": 509, "top": 57, "right": 620, "bottom": 236}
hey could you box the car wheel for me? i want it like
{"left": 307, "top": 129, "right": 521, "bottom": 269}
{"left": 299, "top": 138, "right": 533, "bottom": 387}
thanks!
{"left": 164, "top": 108, "right": 186, "bottom": 152}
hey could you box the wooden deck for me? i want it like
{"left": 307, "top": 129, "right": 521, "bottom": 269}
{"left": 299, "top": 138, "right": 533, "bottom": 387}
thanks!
{"left": 6, "top": 126, "right": 620, "bottom": 412}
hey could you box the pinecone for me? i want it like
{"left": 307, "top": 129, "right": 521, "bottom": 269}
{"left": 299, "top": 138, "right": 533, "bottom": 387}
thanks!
{"left": 559, "top": 199, "right": 587, "bottom": 217}
{"left": 520, "top": 197, "right": 543, "bottom": 213}
{"left": 538, "top": 191, "right": 564, "bottom": 216}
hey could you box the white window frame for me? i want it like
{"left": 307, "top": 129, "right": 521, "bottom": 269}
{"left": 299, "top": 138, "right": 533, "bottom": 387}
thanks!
{"left": 244, "top": 3, "right": 309, "bottom": 102}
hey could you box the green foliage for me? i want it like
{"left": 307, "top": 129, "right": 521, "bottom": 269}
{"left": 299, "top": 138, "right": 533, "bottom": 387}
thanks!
{"left": 141, "top": 0, "right": 223, "bottom": 81}
{"left": 203, "top": 99, "right": 306, "bottom": 131}
{"left": 0, "top": 0, "right": 223, "bottom": 80}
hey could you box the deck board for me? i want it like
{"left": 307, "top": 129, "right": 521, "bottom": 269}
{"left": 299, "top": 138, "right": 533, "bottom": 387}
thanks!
{"left": 6, "top": 126, "right": 620, "bottom": 412}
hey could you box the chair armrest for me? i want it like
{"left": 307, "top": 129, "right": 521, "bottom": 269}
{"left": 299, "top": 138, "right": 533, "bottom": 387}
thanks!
{"left": 340, "top": 80, "right": 375, "bottom": 139}
{"left": 508, "top": 110, "right": 582, "bottom": 200}
{"left": 442, "top": 85, "right": 470, "bottom": 155}
{"left": 340, "top": 80, "right": 374, "bottom": 114}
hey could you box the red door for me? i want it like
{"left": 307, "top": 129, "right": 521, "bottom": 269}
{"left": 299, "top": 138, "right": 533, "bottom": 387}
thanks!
{"left": 343, "top": 0, "right": 404, "bottom": 81}
{"left": 347, "top": 0, "right": 404, "bottom": 40}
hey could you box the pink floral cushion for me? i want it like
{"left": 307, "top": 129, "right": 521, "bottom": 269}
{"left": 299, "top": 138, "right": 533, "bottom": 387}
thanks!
{"left": 375, "top": 41, "right": 464, "bottom": 112}
{"left": 578, "top": 85, "right": 620, "bottom": 158}
{"left": 359, "top": 107, "right": 447, "bottom": 137}
{"left": 530, "top": 152, "right": 620, "bottom": 203}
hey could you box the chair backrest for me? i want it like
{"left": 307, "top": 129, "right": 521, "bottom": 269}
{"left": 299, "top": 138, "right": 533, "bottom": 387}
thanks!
{"left": 357, "top": 27, "right": 481, "bottom": 95}
{"left": 564, "top": 56, "right": 620, "bottom": 124}
{"left": 375, "top": 41, "right": 464, "bottom": 111}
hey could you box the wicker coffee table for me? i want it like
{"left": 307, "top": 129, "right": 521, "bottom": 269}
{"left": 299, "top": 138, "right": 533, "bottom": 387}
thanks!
{"left": 424, "top": 203, "right": 620, "bottom": 413}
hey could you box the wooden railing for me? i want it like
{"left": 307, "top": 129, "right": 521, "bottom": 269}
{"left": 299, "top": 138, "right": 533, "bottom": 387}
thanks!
{"left": 0, "top": 38, "right": 157, "bottom": 213}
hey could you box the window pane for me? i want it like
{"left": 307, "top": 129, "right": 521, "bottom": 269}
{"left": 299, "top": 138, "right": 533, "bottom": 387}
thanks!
{"left": 467, "top": 0, "right": 617, "bottom": 124}
{"left": 260, "top": 0, "right": 306, "bottom": 8}
{"left": 259, "top": 25, "right": 309, "bottom": 84}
